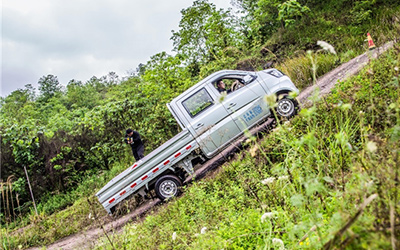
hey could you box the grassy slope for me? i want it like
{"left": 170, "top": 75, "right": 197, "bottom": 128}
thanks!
{"left": 92, "top": 46, "right": 400, "bottom": 250}
{"left": 1, "top": 162, "right": 131, "bottom": 249}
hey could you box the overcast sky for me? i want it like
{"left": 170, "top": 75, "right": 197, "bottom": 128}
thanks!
{"left": 1, "top": 0, "right": 232, "bottom": 97}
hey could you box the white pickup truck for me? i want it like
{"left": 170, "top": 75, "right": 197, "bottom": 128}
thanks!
{"left": 96, "top": 69, "right": 299, "bottom": 214}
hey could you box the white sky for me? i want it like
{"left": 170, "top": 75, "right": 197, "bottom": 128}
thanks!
{"left": 1, "top": 0, "right": 233, "bottom": 97}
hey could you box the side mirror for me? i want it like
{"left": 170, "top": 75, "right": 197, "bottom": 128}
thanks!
{"left": 243, "top": 74, "right": 255, "bottom": 84}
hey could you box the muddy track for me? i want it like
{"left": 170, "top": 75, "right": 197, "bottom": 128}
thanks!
{"left": 298, "top": 41, "right": 394, "bottom": 104}
{"left": 27, "top": 41, "right": 394, "bottom": 250}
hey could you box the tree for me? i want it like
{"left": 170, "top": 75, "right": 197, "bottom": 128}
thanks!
{"left": 24, "top": 84, "right": 36, "bottom": 100}
{"left": 171, "top": 0, "right": 238, "bottom": 74}
{"left": 38, "top": 74, "right": 62, "bottom": 102}
{"left": 0, "top": 84, "right": 37, "bottom": 123}
{"left": 231, "top": 0, "right": 286, "bottom": 45}
{"left": 136, "top": 63, "right": 146, "bottom": 76}
{"left": 86, "top": 76, "right": 107, "bottom": 96}
{"left": 64, "top": 79, "right": 101, "bottom": 110}
{"left": 277, "top": 0, "right": 310, "bottom": 27}
{"left": 99, "top": 72, "right": 120, "bottom": 86}
{"left": 142, "top": 52, "right": 191, "bottom": 93}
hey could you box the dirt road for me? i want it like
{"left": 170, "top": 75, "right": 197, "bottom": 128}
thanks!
{"left": 28, "top": 41, "right": 394, "bottom": 250}
{"left": 298, "top": 41, "right": 394, "bottom": 103}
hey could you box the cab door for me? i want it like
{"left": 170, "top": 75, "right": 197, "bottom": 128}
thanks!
{"left": 213, "top": 74, "right": 271, "bottom": 132}
{"left": 178, "top": 86, "right": 241, "bottom": 158}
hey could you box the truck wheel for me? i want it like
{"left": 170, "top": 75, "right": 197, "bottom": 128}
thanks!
{"left": 276, "top": 95, "right": 299, "bottom": 119}
{"left": 155, "top": 175, "right": 182, "bottom": 201}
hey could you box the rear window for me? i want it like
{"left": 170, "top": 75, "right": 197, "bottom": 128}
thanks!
{"left": 182, "top": 88, "right": 214, "bottom": 117}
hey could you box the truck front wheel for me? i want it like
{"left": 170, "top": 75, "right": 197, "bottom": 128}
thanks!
{"left": 276, "top": 95, "right": 299, "bottom": 119}
{"left": 155, "top": 175, "right": 182, "bottom": 201}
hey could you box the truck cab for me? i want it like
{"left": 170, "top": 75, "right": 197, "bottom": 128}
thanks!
{"left": 168, "top": 69, "right": 298, "bottom": 158}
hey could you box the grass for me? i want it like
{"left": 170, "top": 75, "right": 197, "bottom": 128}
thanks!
{"left": 278, "top": 52, "right": 338, "bottom": 90}
{"left": 91, "top": 46, "right": 400, "bottom": 249}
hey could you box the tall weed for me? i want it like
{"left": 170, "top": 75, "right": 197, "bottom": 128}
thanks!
{"left": 279, "top": 53, "right": 337, "bottom": 90}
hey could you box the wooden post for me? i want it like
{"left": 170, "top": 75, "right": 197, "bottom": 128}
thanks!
{"left": 24, "top": 166, "right": 38, "bottom": 216}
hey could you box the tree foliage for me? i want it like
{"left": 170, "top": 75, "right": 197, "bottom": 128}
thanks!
{"left": 38, "top": 74, "right": 62, "bottom": 102}
{"left": 277, "top": 0, "right": 310, "bottom": 27}
{"left": 171, "top": 0, "right": 239, "bottom": 75}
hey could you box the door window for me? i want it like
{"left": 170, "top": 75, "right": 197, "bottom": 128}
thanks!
{"left": 182, "top": 88, "right": 214, "bottom": 117}
{"left": 214, "top": 74, "right": 257, "bottom": 95}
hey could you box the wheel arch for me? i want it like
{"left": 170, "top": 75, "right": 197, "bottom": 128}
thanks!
{"left": 148, "top": 168, "right": 176, "bottom": 190}
{"left": 275, "top": 89, "right": 293, "bottom": 97}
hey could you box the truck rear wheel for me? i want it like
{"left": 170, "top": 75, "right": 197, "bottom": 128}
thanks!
{"left": 155, "top": 174, "right": 182, "bottom": 201}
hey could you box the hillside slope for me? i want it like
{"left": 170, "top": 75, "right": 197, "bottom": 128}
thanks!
{"left": 27, "top": 41, "right": 399, "bottom": 250}
{"left": 88, "top": 43, "right": 399, "bottom": 249}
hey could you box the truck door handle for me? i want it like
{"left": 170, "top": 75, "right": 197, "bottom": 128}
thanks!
{"left": 195, "top": 123, "right": 204, "bottom": 130}
{"left": 229, "top": 103, "right": 237, "bottom": 107}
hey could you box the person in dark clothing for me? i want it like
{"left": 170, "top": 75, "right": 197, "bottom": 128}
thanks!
{"left": 124, "top": 128, "right": 145, "bottom": 161}
{"left": 216, "top": 80, "right": 231, "bottom": 94}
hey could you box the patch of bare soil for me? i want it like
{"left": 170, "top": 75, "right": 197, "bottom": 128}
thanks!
{"left": 27, "top": 199, "right": 161, "bottom": 250}
{"left": 27, "top": 41, "right": 394, "bottom": 250}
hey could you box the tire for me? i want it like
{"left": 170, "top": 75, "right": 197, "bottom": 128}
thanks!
{"left": 276, "top": 95, "right": 299, "bottom": 119}
{"left": 154, "top": 174, "right": 182, "bottom": 201}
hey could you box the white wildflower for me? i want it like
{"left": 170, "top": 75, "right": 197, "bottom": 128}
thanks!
{"left": 250, "top": 144, "right": 259, "bottom": 157}
{"left": 317, "top": 40, "right": 337, "bottom": 55}
{"left": 88, "top": 213, "right": 92, "bottom": 219}
{"left": 347, "top": 143, "right": 353, "bottom": 151}
{"left": 278, "top": 175, "right": 289, "bottom": 181}
{"left": 261, "top": 177, "right": 275, "bottom": 185}
{"left": 201, "top": 227, "right": 207, "bottom": 234}
{"left": 366, "top": 141, "right": 377, "bottom": 152}
{"left": 340, "top": 103, "right": 352, "bottom": 111}
{"left": 172, "top": 232, "right": 177, "bottom": 241}
{"left": 272, "top": 238, "right": 285, "bottom": 249}
{"left": 394, "top": 66, "right": 399, "bottom": 71}
{"left": 261, "top": 212, "right": 274, "bottom": 222}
